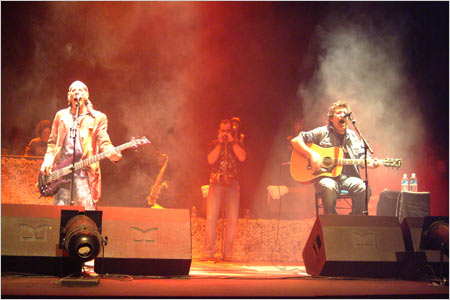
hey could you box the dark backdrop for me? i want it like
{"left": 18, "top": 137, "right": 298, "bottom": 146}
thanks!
{"left": 2, "top": 2, "right": 448, "bottom": 217}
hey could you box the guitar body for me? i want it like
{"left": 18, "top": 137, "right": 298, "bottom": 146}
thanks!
{"left": 290, "top": 143, "right": 344, "bottom": 183}
{"left": 38, "top": 159, "right": 73, "bottom": 196}
{"left": 38, "top": 173, "right": 64, "bottom": 196}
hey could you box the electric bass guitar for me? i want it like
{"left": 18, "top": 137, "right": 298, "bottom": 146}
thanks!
{"left": 290, "top": 143, "right": 402, "bottom": 184}
{"left": 38, "top": 136, "right": 150, "bottom": 196}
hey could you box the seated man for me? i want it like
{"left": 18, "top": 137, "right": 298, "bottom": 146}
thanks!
{"left": 290, "top": 101, "right": 379, "bottom": 215}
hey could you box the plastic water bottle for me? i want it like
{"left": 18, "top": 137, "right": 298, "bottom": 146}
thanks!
{"left": 409, "top": 173, "right": 418, "bottom": 192}
{"left": 401, "top": 173, "right": 409, "bottom": 192}
{"left": 191, "top": 206, "right": 197, "bottom": 218}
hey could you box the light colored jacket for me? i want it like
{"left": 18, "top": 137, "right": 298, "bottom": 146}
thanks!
{"left": 43, "top": 106, "right": 115, "bottom": 203}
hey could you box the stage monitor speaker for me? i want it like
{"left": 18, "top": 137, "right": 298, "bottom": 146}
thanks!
{"left": 377, "top": 190, "right": 430, "bottom": 222}
{"left": 1, "top": 204, "right": 84, "bottom": 276}
{"left": 94, "top": 206, "right": 192, "bottom": 276}
{"left": 302, "top": 215, "right": 406, "bottom": 278}
{"left": 400, "top": 217, "right": 448, "bottom": 278}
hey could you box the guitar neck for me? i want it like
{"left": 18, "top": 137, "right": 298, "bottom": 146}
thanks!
{"left": 74, "top": 142, "right": 133, "bottom": 171}
{"left": 337, "top": 158, "right": 392, "bottom": 166}
{"left": 46, "top": 137, "right": 150, "bottom": 184}
{"left": 337, "top": 158, "right": 369, "bottom": 166}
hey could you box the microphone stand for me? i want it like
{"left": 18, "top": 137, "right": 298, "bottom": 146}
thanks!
{"left": 69, "top": 101, "right": 80, "bottom": 206}
{"left": 223, "top": 134, "right": 228, "bottom": 184}
{"left": 348, "top": 113, "right": 373, "bottom": 216}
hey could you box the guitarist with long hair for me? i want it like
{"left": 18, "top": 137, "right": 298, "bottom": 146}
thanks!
{"left": 290, "top": 101, "right": 379, "bottom": 215}
{"left": 40, "top": 80, "right": 122, "bottom": 210}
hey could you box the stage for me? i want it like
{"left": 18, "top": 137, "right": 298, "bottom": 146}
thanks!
{"left": 1, "top": 158, "right": 448, "bottom": 298}
{"left": 2, "top": 260, "right": 448, "bottom": 298}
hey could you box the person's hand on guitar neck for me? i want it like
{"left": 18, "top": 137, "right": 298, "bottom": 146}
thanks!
{"left": 364, "top": 158, "right": 380, "bottom": 169}
{"left": 105, "top": 147, "right": 122, "bottom": 163}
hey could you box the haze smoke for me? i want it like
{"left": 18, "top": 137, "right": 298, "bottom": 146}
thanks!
{"left": 258, "top": 5, "right": 425, "bottom": 219}
{"left": 298, "top": 6, "right": 424, "bottom": 193}
{"left": 22, "top": 2, "right": 205, "bottom": 208}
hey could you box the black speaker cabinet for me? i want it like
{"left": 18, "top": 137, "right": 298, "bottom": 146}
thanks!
{"left": 377, "top": 190, "right": 430, "bottom": 222}
{"left": 302, "top": 215, "right": 406, "bottom": 278}
{"left": 376, "top": 190, "right": 400, "bottom": 216}
{"left": 94, "top": 206, "right": 192, "bottom": 276}
{"left": 401, "top": 217, "right": 448, "bottom": 278}
{"left": 1, "top": 204, "right": 84, "bottom": 276}
{"left": 397, "top": 192, "right": 430, "bottom": 221}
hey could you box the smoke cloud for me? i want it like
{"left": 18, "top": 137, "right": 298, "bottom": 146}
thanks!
{"left": 2, "top": 2, "right": 446, "bottom": 216}
{"left": 256, "top": 4, "right": 432, "bottom": 219}
{"left": 298, "top": 5, "right": 425, "bottom": 193}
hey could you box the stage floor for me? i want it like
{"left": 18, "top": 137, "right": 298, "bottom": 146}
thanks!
{"left": 2, "top": 260, "right": 448, "bottom": 298}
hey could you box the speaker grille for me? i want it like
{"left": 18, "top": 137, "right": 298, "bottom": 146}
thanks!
{"left": 303, "top": 215, "right": 405, "bottom": 278}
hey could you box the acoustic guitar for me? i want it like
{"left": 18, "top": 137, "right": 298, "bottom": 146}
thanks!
{"left": 290, "top": 143, "right": 402, "bottom": 183}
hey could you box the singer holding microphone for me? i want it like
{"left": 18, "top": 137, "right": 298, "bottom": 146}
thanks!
{"left": 290, "top": 101, "right": 379, "bottom": 215}
{"left": 40, "top": 80, "right": 122, "bottom": 210}
{"left": 202, "top": 118, "right": 246, "bottom": 261}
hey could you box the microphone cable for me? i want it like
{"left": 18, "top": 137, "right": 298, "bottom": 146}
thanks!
{"left": 269, "top": 161, "right": 302, "bottom": 272}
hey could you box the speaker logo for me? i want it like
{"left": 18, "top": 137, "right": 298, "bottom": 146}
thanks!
{"left": 130, "top": 227, "right": 158, "bottom": 243}
{"left": 19, "top": 224, "right": 51, "bottom": 242}
{"left": 353, "top": 232, "right": 376, "bottom": 248}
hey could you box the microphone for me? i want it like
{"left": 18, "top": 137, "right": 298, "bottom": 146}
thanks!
{"left": 72, "top": 96, "right": 81, "bottom": 107}
{"left": 338, "top": 112, "right": 352, "bottom": 124}
{"left": 343, "top": 112, "right": 352, "bottom": 119}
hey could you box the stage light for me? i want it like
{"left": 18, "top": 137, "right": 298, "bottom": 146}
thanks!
{"left": 60, "top": 210, "right": 104, "bottom": 263}
{"left": 421, "top": 217, "right": 449, "bottom": 256}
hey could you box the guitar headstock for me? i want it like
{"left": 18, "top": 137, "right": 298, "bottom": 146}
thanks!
{"left": 130, "top": 136, "right": 151, "bottom": 149}
{"left": 382, "top": 158, "right": 402, "bottom": 169}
